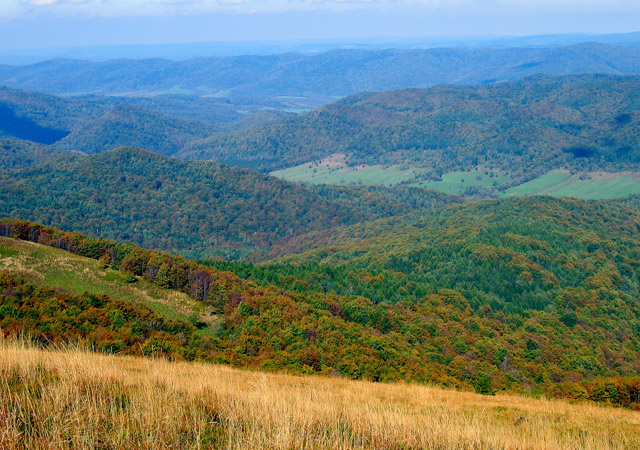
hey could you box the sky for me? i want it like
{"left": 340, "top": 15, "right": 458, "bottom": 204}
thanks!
{"left": 1, "top": 0, "right": 640, "bottom": 50}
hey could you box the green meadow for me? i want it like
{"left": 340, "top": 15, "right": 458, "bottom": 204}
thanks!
{"left": 414, "top": 169, "right": 511, "bottom": 195}
{"left": 271, "top": 163, "right": 430, "bottom": 186}
{"left": 506, "top": 171, "right": 640, "bottom": 199}
{"left": 272, "top": 161, "right": 511, "bottom": 195}
{"left": 273, "top": 159, "right": 640, "bottom": 200}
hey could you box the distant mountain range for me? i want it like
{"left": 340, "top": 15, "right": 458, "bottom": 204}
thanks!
{"left": 2, "top": 31, "right": 640, "bottom": 64}
{"left": 2, "top": 43, "right": 640, "bottom": 98}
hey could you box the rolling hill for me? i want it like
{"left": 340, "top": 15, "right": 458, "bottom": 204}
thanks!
{"left": 1, "top": 43, "right": 640, "bottom": 98}
{"left": 55, "top": 104, "right": 219, "bottom": 156}
{"left": 0, "top": 86, "right": 109, "bottom": 144}
{"left": 0, "top": 146, "right": 460, "bottom": 259}
{"left": 180, "top": 75, "right": 640, "bottom": 191}
{"left": 0, "top": 86, "right": 299, "bottom": 154}
{"left": 2, "top": 202, "right": 640, "bottom": 404}
{"left": 261, "top": 195, "right": 640, "bottom": 308}
{"left": 4, "top": 74, "right": 640, "bottom": 200}
{"left": 0, "top": 137, "right": 71, "bottom": 171}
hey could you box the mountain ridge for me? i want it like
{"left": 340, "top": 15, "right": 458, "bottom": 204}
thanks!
{"left": 55, "top": 104, "right": 218, "bottom": 156}
{"left": 2, "top": 43, "right": 640, "bottom": 98}
{"left": 0, "top": 146, "right": 461, "bottom": 259}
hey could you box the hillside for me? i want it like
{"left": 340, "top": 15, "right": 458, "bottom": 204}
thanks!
{"left": 1, "top": 43, "right": 640, "bottom": 97}
{"left": 0, "top": 86, "right": 300, "bottom": 154}
{"left": 0, "top": 236, "right": 217, "bottom": 330}
{"left": 2, "top": 341, "right": 638, "bottom": 450}
{"left": 212, "top": 196, "right": 640, "bottom": 392}
{"left": 181, "top": 75, "right": 640, "bottom": 190}
{"left": 55, "top": 104, "right": 218, "bottom": 156}
{"left": 2, "top": 214, "right": 640, "bottom": 403}
{"left": 0, "top": 147, "right": 460, "bottom": 259}
{"left": 0, "top": 137, "right": 71, "bottom": 171}
{"left": 263, "top": 196, "right": 640, "bottom": 310}
{"left": 0, "top": 86, "right": 109, "bottom": 144}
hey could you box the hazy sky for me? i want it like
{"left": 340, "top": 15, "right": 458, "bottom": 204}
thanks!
{"left": 2, "top": 0, "right": 640, "bottom": 49}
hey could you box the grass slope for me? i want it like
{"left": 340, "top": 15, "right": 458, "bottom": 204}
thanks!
{"left": 0, "top": 236, "right": 219, "bottom": 333}
{"left": 506, "top": 171, "right": 640, "bottom": 199}
{"left": 2, "top": 341, "right": 638, "bottom": 450}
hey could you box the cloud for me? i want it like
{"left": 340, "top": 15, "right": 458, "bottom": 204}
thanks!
{"left": 30, "top": 0, "right": 60, "bottom": 5}
{"left": 3, "top": 0, "right": 640, "bottom": 20}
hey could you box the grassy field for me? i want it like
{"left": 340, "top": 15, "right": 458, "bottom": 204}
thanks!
{"left": 274, "top": 157, "right": 640, "bottom": 200}
{"left": 273, "top": 163, "right": 510, "bottom": 195}
{"left": 273, "top": 95, "right": 341, "bottom": 113}
{"left": 272, "top": 161, "right": 430, "bottom": 186}
{"left": 414, "top": 169, "right": 511, "bottom": 195}
{"left": 505, "top": 171, "right": 640, "bottom": 199}
{"left": 271, "top": 156, "right": 511, "bottom": 193}
{"left": 1, "top": 339, "right": 638, "bottom": 450}
{"left": 0, "top": 237, "right": 221, "bottom": 335}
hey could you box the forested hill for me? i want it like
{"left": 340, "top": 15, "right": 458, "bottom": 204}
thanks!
{"left": 180, "top": 74, "right": 640, "bottom": 182}
{"left": 0, "top": 147, "right": 460, "bottom": 259}
{"left": 0, "top": 86, "right": 295, "bottom": 152}
{"left": 1, "top": 43, "right": 640, "bottom": 97}
{"left": 55, "top": 104, "right": 218, "bottom": 156}
{"left": 207, "top": 195, "right": 640, "bottom": 396}
{"left": 2, "top": 198, "right": 640, "bottom": 404}
{"left": 265, "top": 195, "right": 640, "bottom": 312}
{"left": 0, "top": 137, "right": 71, "bottom": 171}
{"left": 0, "top": 86, "right": 109, "bottom": 143}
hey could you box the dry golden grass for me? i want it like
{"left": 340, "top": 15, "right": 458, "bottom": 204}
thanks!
{"left": 1, "top": 339, "right": 638, "bottom": 450}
